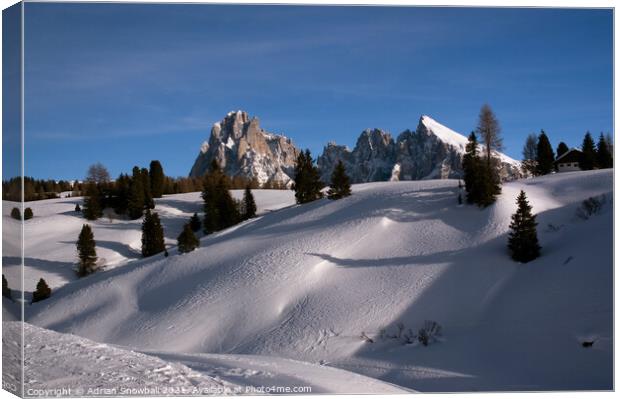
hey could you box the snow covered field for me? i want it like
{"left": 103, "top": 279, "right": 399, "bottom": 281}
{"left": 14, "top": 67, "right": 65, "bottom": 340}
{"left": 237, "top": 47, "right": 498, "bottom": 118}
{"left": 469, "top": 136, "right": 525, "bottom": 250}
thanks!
{"left": 2, "top": 189, "right": 295, "bottom": 293}
{"left": 3, "top": 170, "right": 613, "bottom": 393}
{"left": 3, "top": 322, "right": 407, "bottom": 395}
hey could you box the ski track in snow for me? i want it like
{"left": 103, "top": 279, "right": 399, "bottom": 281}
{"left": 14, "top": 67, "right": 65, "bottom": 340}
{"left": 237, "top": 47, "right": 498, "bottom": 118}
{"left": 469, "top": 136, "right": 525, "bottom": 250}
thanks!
{"left": 2, "top": 170, "right": 613, "bottom": 392}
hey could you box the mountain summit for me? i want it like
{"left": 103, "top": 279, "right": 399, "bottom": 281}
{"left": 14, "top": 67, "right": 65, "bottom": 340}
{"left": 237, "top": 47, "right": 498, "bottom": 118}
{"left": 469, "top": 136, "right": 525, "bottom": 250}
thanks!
{"left": 318, "top": 115, "right": 522, "bottom": 183}
{"left": 189, "top": 111, "right": 300, "bottom": 186}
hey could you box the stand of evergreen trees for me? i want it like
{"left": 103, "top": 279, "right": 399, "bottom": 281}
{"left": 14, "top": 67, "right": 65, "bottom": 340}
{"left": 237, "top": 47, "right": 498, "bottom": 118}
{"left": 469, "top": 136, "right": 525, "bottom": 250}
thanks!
{"left": 2, "top": 177, "right": 74, "bottom": 202}
{"left": 507, "top": 190, "right": 541, "bottom": 263}
{"left": 596, "top": 133, "right": 613, "bottom": 169}
{"left": 463, "top": 131, "right": 500, "bottom": 207}
{"left": 462, "top": 105, "right": 503, "bottom": 208}
{"left": 202, "top": 161, "right": 241, "bottom": 233}
{"left": 293, "top": 149, "right": 324, "bottom": 204}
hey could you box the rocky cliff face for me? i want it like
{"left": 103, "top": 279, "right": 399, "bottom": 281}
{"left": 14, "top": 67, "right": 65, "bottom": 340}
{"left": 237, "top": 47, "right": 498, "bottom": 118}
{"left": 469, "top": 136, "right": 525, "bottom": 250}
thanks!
{"left": 317, "top": 115, "right": 522, "bottom": 183}
{"left": 189, "top": 111, "right": 300, "bottom": 186}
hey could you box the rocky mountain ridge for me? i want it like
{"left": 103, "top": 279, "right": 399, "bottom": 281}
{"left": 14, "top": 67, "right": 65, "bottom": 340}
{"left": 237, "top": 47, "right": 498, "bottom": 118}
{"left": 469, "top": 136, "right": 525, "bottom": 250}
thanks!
{"left": 189, "top": 111, "right": 522, "bottom": 185}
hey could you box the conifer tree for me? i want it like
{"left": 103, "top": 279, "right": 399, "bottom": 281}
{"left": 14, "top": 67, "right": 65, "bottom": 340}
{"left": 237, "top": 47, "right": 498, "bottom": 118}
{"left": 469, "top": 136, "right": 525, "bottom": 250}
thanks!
{"left": 535, "top": 131, "right": 555, "bottom": 175}
{"left": 10, "top": 207, "right": 20, "bottom": 220}
{"left": 242, "top": 185, "right": 257, "bottom": 219}
{"left": 596, "top": 133, "right": 613, "bottom": 169}
{"left": 202, "top": 161, "right": 221, "bottom": 234}
{"left": 24, "top": 207, "right": 33, "bottom": 220}
{"left": 327, "top": 160, "right": 352, "bottom": 200}
{"left": 189, "top": 212, "right": 201, "bottom": 232}
{"left": 113, "top": 173, "right": 131, "bottom": 215}
{"left": 521, "top": 133, "right": 538, "bottom": 175}
{"left": 75, "top": 203, "right": 81, "bottom": 213}
{"left": 2, "top": 274, "right": 11, "bottom": 300}
{"left": 83, "top": 182, "right": 103, "bottom": 220}
{"left": 463, "top": 132, "right": 482, "bottom": 205}
{"left": 32, "top": 278, "right": 51, "bottom": 303}
{"left": 475, "top": 105, "right": 502, "bottom": 206}
{"left": 580, "top": 132, "right": 597, "bottom": 170}
{"left": 177, "top": 223, "right": 199, "bottom": 254}
{"left": 127, "top": 167, "right": 145, "bottom": 219}
{"left": 215, "top": 169, "right": 240, "bottom": 229}
{"left": 76, "top": 224, "right": 98, "bottom": 277}
{"left": 556, "top": 142, "right": 569, "bottom": 159}
{"left": 141, "top": 167, "right": 155, "bottom": 209}
{"left": 507, "top": 190, "right": 541, "bottom": 263}
{"left": 141, "top": 210, "right": 165, "bottom": 257}
{"left": 293, "top": 149, "right": 324, "bottom": 204}
{"left": 149, "top": 160, "right": 165, "bottom": 198}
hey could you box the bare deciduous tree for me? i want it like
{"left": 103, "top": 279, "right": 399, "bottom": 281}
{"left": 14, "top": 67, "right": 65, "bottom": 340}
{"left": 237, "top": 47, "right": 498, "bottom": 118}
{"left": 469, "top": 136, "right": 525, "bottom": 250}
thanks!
{"left": 86, "top": 162, "right": 111, "bottom": 184}
{"left": 476, "top": 104, "right": 503, "bottom": 166}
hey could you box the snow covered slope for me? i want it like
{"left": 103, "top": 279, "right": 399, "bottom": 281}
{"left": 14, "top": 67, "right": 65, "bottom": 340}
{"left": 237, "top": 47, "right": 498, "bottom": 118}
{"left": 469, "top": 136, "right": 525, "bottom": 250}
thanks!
{"left": 24, "top": 170, "right": 612, "bottom": 392}
{"left": 3, "top": 322, "right": 407, "bottom": 395}
{"left": 2, "top": 190, "right": 295, "bottom": 293}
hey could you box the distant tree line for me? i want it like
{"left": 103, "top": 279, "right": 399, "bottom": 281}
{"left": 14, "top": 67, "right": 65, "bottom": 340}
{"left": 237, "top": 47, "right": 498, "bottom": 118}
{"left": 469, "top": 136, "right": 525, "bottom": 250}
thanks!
{"left": 2, "top": 177, "right": 74, "bottom": 202}
{"left": 522, "top": 130, "right": 613, "bottom": 176}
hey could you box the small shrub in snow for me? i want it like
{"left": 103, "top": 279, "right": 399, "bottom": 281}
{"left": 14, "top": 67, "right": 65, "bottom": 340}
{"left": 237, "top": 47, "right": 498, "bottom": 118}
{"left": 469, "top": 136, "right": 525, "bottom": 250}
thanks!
{"left": 360, "top": 332, "right": 374, "bottom": 343}
{"left": 10, "top": 207, "right": 20, "bottom": 220}
{"left": 24, "top": 207, "right": 33, "bottom": 220}
{"left": 403, "top": 328, "right": 416, "bottom": 345}
{"left": 75, "top": 204, "right": 81, "bottom": 212}
{"left": 418, "top": 320, "right": 442, "bottom": 346}
{"left": 396, "top": 322, "right": 405, "bottom": 339}
{"left": 576, "top": 196, "right": 605, "bottom": 220}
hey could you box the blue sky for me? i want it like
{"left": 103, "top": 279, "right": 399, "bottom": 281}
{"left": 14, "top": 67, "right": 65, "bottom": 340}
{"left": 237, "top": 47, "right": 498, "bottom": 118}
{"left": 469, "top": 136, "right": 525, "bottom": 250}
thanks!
{"left": 14, "top": 4, "right": 613, "bottom": 180}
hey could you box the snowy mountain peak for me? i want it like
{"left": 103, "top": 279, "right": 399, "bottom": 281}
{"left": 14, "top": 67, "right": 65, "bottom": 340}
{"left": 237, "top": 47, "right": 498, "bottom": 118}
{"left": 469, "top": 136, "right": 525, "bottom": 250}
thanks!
{"left": 419, "top": 115, "right": 469, "bottom": 151}
{"left": 189, "top": 111, "right": 299, "bottom": 186}
{"left": 318, "top": 114, "right": 522, "bottom": 183}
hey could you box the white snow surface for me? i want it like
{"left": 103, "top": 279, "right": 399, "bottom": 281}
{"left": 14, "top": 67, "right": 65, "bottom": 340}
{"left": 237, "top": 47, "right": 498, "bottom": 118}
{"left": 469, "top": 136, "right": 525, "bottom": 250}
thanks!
{"left": 2, "top": 322, "right": 406, "bottom": 395}
{"left": 6, "top": 170, "right": 613, "bottom": 392}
